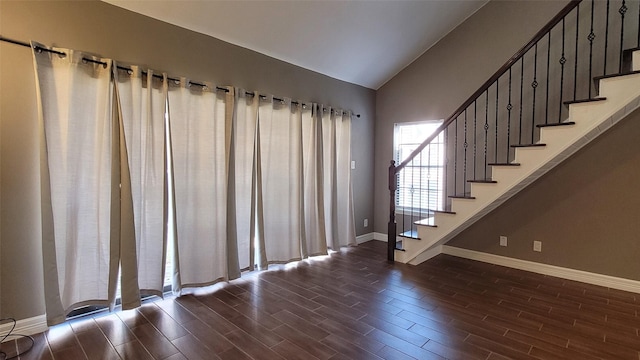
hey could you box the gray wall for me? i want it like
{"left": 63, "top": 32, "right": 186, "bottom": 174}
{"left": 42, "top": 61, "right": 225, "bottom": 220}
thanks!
{"left": 374, "top": 1, "right": 569, "bottom": 235}
{"left": 0, "top": 0, "right": 375, "bottom": 320}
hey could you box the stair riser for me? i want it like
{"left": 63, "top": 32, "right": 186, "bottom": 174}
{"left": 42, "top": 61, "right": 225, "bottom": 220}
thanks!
{"left": 513, "top": 147, "right": 547, "bottom": 166}
{"left": 433, "top": 212, "right": 458, "bottom": 227}
{"left": 450, "top": 198, "right": 479, "bottom": 215}
{"left": 490, "top": 166, "right": 524, "bottom": 185}
{"left": 468, "top": 182, "right": 498, "bottom": 200}
{"left": 633, "top": 51, "right": 640, "bottom": 72}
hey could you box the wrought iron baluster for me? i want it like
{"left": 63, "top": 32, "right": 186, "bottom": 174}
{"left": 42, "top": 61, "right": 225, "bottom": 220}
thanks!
{"left": 484, "top": 90, "right": 489, "bottom": 180}
{"left": 416, "top": 151, "right": 422, "bottom": 235}
{"left": 401, "top": 165, "right": 406, "bottom": 237}
{"left": 454, "top": 118, "right": 458, "bottom": 196}
{"left": 620, "top": 0, "right": 627, "bottom": 72}
{"left": 605, "top": 0, "right": 611, "bottom": 74}
{"left": 519, "top": 57, "right": 524, "bottom": 144}
{"left": 559, "top": 18, "right": 567, "bottom": 123}
{"left": 495, "top": 80, "right": 499, "bottom": 164}
{"left": 444, "top": 126, "right": 449, "bottom": 203}
{"left": 532, "top": 43, "right": 538, "bottom": 144}
{"left": 545, "top": 32, "right": 551, "bottom": 125}
{"left": 574, "top": 4, "right": 580, "bottom": 100}
{"left": 507, "top": 68, "right": 513, "bottom": 162}
{"left": 427, "top": 143, "right": 432, "bottom": 218}
{"left": 463, "top": 109, "right": 468, "bottom": 194}
{"left": 588, "top": 0, "right": 596, "bottom": 98}
{"left": 473, "top": 101, "right": 477, "bottom": 181}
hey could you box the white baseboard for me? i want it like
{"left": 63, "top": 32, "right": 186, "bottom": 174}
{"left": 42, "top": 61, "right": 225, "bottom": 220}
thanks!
{"left": 0, "top": 314, "right": 48, "bottom": 342}
{"left": 373, "top": 232, "right": 387, "bottom": 242}
{"left": 356, "top": 232, "right": 387, "bottom": 243}
{"left": 355, "top": 233, "right": 373, "bottom": 244}
{"left": 442, "top": 246, "right": 640, "bottom": 294}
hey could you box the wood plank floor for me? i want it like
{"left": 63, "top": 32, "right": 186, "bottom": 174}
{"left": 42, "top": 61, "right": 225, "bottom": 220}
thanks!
{"left": 2, "top": 240, "right": 639, "bottom": 359}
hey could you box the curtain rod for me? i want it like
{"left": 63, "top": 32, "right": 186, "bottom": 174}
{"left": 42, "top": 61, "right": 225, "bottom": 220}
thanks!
{"left": 0, "top": 35, "right": 361, "bottom": 118}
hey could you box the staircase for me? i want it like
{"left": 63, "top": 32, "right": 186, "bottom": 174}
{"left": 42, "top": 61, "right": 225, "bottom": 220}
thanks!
{"left": 388, "top": 0, "right": 640, "bottom": 264}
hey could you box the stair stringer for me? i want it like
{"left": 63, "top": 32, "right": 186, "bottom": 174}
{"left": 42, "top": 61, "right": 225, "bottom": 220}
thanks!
{"left": 396, "top": 72, "right": 640, "bottom": 265}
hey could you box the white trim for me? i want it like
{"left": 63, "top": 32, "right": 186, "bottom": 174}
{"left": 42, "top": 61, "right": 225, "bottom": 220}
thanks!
{"left": 442, "top": 246, "right": 640, "bottom": 294}
{"left": 408, "top": 245, "right": 443, "bottom": 265}
{"left": 356, "top": 232, "right": 389, "bottom": 243}
{"left": 356, "top": 233, "right": 374, "bottom": 244}
{"left": 373, "top": 232, "right": 388, "bottom": 242}
{"left": 0, "top": 315, "right": 48, "bottom": 342}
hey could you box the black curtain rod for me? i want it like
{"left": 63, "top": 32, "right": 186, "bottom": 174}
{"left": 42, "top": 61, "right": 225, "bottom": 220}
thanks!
{"left": 1, "top": 35, "right": 361, "bottom": 118}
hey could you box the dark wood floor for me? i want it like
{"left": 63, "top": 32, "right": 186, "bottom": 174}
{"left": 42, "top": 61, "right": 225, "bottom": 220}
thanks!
{"left": 2, "top": 240, "right": 639, "bottom": 360}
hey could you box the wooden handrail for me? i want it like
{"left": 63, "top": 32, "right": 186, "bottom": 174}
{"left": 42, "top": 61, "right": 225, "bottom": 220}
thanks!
{"left": 394, "top": 0, "right": 581, "bottom": 174}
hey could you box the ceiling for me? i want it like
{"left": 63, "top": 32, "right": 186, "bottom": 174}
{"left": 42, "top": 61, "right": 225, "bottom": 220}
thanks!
{"left": 103, "top": 0, "right": 488, "bottom": 90}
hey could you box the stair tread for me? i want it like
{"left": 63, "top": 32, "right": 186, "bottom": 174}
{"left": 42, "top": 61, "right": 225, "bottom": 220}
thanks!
{"left": 511, "top": 143, "right": 546, "bottom": 148}
{"left": 398, "top": 230, "right": 420, "bottom": 240}
{"left": 449, "top": 195, "right": 476, "bottom": 199}
{"left": 537, "top": 121, "right": 576, "bottom": 128}
{"left": 414, "top": 217, "right": 435, "bottom": 226}
{"left": 488, "top": 162, "right": 521, "bottom": 166}
{"left": 594, "top": 69, "right": 640, "bottom": 82}
{"left": 563, "top": 97, "right": 606, "bottom": 105}
{"left": 468, "top": 179, "right": 497, "bottom": 183}
{"left": 418, "top": 224, "right": 437, "bottom": 228}
{"left": 433, "top": 209, "right": 456, "bottom": 214}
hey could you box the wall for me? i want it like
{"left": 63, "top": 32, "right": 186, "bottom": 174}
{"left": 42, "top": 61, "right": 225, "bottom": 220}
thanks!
{"left": 0, "top": 0, "right": 375, "bottom": 320}
{"left": 447, "top": 107, "right": 640, "bottom": 280}
{"left": 374, "top": 0, "right": 569, "bottom": 235}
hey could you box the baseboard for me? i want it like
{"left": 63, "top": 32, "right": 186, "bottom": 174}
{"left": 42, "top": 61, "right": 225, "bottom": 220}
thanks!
{"left": 442, "top": 246, "right": 640, "bottom": 294}
{"left": 373, "top": 232, "right": 387, "bottom": 242}
{"left": 356, "top": 232, "right": 387, "bottom": 244}
{"left": 355, "top": 233, "right": 374, "bottom": 244}
{"left": 0, "top": 314, "right": 48, "bottom": 342}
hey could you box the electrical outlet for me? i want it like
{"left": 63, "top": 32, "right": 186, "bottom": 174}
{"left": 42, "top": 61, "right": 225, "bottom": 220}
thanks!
{"left": 499, "top": 236, "right": 507, "bottom": 247}
{"left": 364, "top": 218, "right": 368, "bottom": 227}
{"left": 533, "top": 240, "right": 542, "bottom": 252}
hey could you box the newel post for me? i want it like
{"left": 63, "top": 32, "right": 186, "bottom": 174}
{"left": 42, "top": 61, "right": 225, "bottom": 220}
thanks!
{"left": 388, "top": 160, "right": 397, "bottom": 262}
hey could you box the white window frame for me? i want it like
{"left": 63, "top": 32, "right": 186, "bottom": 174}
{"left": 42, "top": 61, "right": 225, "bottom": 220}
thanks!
{"left": 393, "top": 120, "right": 445, "bottom": 215}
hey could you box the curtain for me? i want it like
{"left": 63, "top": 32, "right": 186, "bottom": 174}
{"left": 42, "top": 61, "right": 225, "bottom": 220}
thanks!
{"left": 32, "top": 42, "right": 355, "bottom": 324}
{"left": 115, "top": 67, "right": 167, "bottom": 300}
{"left": 334, "top": 110, "right": 356, "bottom": 248}
{"left": 33, "top": 45, "right": 118, "bottom": 325}
{"left": 255, "top": 97, "right": 305, "bottom": 266}
{"left": 301, "top": 105, "right": 328, "bottom": 257}
{"left": 167, "top": 80, "right": 238, "bottom": 290}
{"left": 231, "top": 90, "right": 259, "bottom": 270}
{"left": 322, "top": 107, "right": 356, "bottom": 249}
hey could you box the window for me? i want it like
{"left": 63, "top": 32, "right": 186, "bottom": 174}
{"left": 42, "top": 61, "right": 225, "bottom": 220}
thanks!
{"left": 394, "top": 121, "right": 445, "bottom": 213}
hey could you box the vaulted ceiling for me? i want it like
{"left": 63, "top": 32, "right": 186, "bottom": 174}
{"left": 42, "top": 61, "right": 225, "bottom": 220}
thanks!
{"left": 103, "top": 0, "right": 488, "bottom": 90}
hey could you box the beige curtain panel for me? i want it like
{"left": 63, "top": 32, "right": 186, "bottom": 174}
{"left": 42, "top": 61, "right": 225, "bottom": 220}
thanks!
{"left": 32, "top": 43, "right": 356, "bottom": 326}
